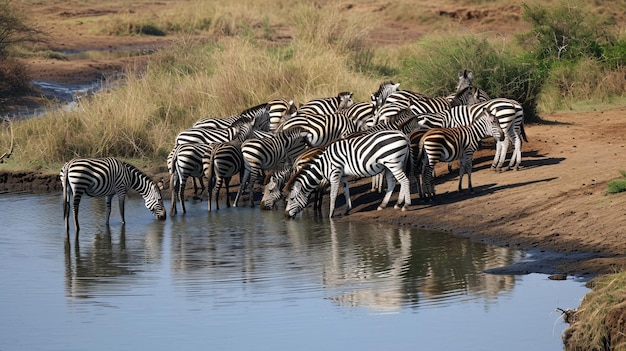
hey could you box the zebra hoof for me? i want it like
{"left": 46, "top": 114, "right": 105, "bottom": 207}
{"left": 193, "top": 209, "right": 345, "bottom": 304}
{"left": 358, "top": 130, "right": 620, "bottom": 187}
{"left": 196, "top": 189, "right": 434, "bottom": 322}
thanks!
{"left": 401, "top": 206, "right": 408, "bottom": 212}
{"left": 376, "top": 206, "right": 383, "bottom": 211}
{"left": 393, "top": 204, "right": 400, "bottom": 209}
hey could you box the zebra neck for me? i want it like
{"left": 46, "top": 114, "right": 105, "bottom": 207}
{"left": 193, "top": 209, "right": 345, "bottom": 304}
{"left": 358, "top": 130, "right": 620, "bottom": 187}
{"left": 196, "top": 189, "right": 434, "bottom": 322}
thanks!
{"left": 128, "top": 167, "right": 154, "bottom": 199}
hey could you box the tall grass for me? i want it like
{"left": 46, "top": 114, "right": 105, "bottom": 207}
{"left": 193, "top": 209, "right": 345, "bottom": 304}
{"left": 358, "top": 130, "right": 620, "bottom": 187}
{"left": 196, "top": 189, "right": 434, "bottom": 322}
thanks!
{"left": 2, "top": 0, "right": 626, "bottom": 170}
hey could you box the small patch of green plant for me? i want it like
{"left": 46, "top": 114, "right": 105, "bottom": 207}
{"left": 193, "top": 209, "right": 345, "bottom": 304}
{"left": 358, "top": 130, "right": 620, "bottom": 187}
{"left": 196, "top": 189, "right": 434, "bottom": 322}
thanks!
{"left": 606, "top": 170, "right": 626, "bottom": 194}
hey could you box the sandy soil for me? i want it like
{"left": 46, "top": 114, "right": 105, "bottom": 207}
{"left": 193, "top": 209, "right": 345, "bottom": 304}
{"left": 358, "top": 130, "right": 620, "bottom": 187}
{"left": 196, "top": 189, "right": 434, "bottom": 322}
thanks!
{"left": 2, "top": 0, "right": 625, "bottom": 278}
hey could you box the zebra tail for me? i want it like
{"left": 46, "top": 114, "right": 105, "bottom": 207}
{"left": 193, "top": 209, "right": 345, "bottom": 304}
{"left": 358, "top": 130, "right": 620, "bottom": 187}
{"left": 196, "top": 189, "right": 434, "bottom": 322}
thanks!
{"left": 521, "top": 122, "right": 528, "bottom": 142}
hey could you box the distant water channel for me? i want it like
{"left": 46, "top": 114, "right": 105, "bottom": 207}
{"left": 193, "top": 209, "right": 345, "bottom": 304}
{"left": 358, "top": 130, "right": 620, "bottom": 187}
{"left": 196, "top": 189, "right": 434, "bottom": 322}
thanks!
{"left": 0, "top": 193, "right": 588, "bottom": 350}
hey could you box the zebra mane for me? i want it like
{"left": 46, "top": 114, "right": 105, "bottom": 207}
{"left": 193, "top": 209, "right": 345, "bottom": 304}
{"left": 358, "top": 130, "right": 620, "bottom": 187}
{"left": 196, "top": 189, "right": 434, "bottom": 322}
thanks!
{"left": 374, "top": 80, "right": 397, "bottom": 95}
{"left": 239, "top": 102, "right": 269, "bottom": 118}
{"left": 120, "top": 160, "right": 158, "bottom": 192}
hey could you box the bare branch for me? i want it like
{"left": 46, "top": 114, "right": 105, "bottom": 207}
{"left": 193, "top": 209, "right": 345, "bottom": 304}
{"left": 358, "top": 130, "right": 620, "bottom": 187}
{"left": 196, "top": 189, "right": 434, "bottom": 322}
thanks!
{"left": 0, "top": 116, "right": 14, "bottom": 163}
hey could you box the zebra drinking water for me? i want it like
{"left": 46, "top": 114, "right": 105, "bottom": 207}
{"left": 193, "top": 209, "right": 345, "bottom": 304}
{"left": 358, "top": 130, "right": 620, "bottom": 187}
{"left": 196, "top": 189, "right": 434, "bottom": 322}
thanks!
{"left": 60, "top": 157, "right": 166, "bottom": 241}
{"left": 284, "top": 129, "right": 412, "bottom": 219}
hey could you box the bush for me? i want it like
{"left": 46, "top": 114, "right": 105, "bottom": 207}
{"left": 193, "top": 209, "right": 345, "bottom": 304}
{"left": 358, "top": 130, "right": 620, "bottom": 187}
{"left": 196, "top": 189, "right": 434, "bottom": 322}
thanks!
{"left": 607, "top": 170, "right": 626, "bottom": 194}
{"left": 389, "top": 35, "right": 545, "bottom": 122}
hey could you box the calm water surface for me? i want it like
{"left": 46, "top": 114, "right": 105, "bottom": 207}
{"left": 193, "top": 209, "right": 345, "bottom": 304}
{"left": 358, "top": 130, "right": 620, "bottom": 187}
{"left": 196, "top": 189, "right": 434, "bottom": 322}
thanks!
{"left": 0, "top": 193, "right": 588, "bottom": 351}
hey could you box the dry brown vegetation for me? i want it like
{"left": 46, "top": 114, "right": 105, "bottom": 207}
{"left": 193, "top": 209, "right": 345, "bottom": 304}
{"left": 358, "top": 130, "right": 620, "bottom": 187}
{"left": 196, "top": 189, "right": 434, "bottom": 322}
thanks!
{"left": 1, "top": 1, "right": 626, "bottom": 349}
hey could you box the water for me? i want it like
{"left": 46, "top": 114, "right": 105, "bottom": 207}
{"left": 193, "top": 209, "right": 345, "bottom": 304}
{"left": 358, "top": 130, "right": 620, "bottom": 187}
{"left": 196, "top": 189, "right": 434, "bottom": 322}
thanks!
{"left": 0, "top": 193, "right": 588, "bottom": 351}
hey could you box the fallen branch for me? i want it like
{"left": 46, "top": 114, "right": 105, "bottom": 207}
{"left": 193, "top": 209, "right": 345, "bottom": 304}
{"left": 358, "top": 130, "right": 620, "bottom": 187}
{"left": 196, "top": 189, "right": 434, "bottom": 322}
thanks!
{"left": 0, "top": 117, "right": 14, "bottom": 163}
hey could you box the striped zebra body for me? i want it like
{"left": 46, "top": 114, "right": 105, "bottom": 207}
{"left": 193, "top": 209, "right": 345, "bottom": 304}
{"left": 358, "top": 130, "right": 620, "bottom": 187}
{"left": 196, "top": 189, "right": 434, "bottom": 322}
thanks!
{"left": 234, "top": 128, "right": 310, "bottom": 207}
{"left": 285, "top": 130, "right": 412, "bottom": 218}
{"left": 176, "top": 115, "right": 256, "bottom": 145}
{"left": 374, "top": 86, "right": 486, "bottom": 125}
{"left": 417, "top": 98, "right": 526, "bottom": 171}
{"left": 278, "top": 111, "right": 358, "bottom": 148}
{"left": 60, "top": 157, "right": 166, "bottom": 239}
{"left": 169, "top": 142, "right": 213, "bottom": 215}
{"left": 192, "top": 102, "right": 270, "bottom": 130}
{"left": 201, "top": 120, "right": 256, "bottom": 211}
{"left": 344, "top": 101, "right": 376, "bottom": 131}
{"left": 418, "top": 112, "right": 501, "bottom": 198}
{"left": 296, "top": 92, "right": 354, "bottom": 116}
{"left": 371, "top": 81, "right": 400, "bottom": 109}
{"left": 383, "top": 90, "right": 429, "bottom": 108}
{"left": 202, "top": 141, "right": 245, "bottom": 211}
{"left": 268, "top": 98, "right": 297, "bottom": 132}
{"left": 260, "top": 147, "right": 340, "bottom": 215}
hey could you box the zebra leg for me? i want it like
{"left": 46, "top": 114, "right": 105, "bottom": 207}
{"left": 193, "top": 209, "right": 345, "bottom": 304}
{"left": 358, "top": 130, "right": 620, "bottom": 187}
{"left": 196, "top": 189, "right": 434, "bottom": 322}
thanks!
{"left": 509, "top": 134, "right": 523, "bottom": 170}
{"left": 169, "top": 173, "right": 178, "bottom": 215}
{"left": 215, "top": 178, "right": 223, "bottom": 211}
{"left": 422, "top": 164, "right": 435, "bottom": 200}
{"left": 393, "top": 173, "right": 411, "bottom": 211}
{"left": 224, "top": 177, "right": 232, "bottom": 208}
{"left": 117, "top": 193, "right": 127, "bottom": 224}
{"left": 378, "top": 171, "right": 397, "bottom": 210}
{"left": 341, "top": 177, "right": 352, "bottom": 215}
{"left": 72, "top": 195, "right": 81, "bottom": 238}
{"left": 179, "top": 176, "right": 188, "bottom": 214}
{"left": 328, "top": 171, "right": 342, "bottom": 218}
{"left": 105, "top": 194, "right": 114, "bottom": 224}
{"left": 492, "top": 140, "right": 505, "bottom": 172}
{"left": 233, "top": 168, "right": 250, "bottom": 207}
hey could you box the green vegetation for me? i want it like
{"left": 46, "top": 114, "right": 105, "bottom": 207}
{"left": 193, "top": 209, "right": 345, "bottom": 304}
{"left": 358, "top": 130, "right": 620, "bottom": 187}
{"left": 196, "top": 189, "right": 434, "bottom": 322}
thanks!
{"left": 607, "top": 170, "right": 626, "bottom": 194}
{"left": 0, "top": 0, "right": 625, "bottom": 171}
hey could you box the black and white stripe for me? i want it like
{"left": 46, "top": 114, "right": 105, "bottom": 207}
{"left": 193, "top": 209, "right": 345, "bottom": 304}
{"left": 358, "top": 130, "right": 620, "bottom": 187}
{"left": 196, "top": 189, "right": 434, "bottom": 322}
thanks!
{"left": 296, "top": 92, "right": 354, "bottom": 116}
{"left": 418, "top": 111, "right": 503, "bottom": 198}
{"left": 201, "top": 120, "right": 257, "bottom": 212}
{"left": 278, "top": 111, "right": 358, "bottom": 148}
{"left": 168, "top": 142, "right": 213, "bottom": 215}
{"left": 417, "top": 98, "right": 526, "bottom": 171}
{"left": 60, "top": 157, "right": 166, "bottom": 238}
{"left": 370, "top": 81, "right": 400, "bottom": 109}
{"left": 284, "top": 130, "right": 412, "bottom": 218}
{"left": 233, "top": 128, "right": 310, "bottom": 207}
{"left": 175, "top": 115, "right": 256, "bottom": 145}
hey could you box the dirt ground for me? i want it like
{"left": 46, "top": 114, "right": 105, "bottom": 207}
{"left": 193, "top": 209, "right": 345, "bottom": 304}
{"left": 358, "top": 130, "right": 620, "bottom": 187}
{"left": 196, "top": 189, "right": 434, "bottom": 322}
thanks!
{"left": 3, "top": 0, "right": 626, "bottom": 277}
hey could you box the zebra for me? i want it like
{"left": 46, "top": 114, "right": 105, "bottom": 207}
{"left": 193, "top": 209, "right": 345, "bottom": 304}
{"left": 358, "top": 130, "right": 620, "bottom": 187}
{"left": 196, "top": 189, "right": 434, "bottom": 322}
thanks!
{"left": 296, "top": 91, "right": 354, "bottom": 116}
{"left": 370, "top": 81, "right": 400, "bottom": 109}
{"left": 267, "top": 98, "right": 297, "bottom": 133}
{"left": 60, "top": 157, "right": 166, "bottom": 240}
{"left": 454, "top": 69, "right": 491, "bottom": 102}
{"left": 418, "top": 110, "right": 504, "bottom": 199}
{"left": 202, "top": 119, "right": 257, "bottom": 211}
{"left": 284, "top": 129, "right": 412, "bottom": 219}
{"left": 260, "top": 147, "right": 347, "bottom": 216}
{"left": 416, "top": 98, "right": 527, "bottom": 171}
{"left": 168, "top": 142, "right": 213, "bottom": 215}
{"left": 373, "top": 85, "right": 487, "bottom": 126}
{"left": 344, "top": 101, "right": 376, "bottom": 131}
{"left": 172, "top": 115, "right": 257, "bottom": 197}
{"left": 192, "top": 101, "right": 271, "bottom": 131}
{"left": 175, "top": 114, "right": 258, "bottom": 145}
{"left": 277, "top": 111, "right": 358, "bottom": 148}
{"left": 233, "top": 127, "right": 311, "bottom": 207}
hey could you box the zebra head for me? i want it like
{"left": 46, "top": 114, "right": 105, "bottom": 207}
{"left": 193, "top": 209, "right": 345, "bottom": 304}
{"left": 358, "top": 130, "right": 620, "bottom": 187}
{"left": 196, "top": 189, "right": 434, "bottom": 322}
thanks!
{"left": 371, "top": 81, "right": 400, "bottom": 109}
{"left": 284, "top": 179, "right": 309, "bottom": 219}
{"left": 260, "top": 168, "right": 292, "bottom": 210}
{"left": 456, "top": 69, "right": 474, "bottom": 92}
{"left": 337, "top": 91, "right": 354, "bottom": 110}
{"left": 146, "top": 180, "right": 167, "bottom": 220}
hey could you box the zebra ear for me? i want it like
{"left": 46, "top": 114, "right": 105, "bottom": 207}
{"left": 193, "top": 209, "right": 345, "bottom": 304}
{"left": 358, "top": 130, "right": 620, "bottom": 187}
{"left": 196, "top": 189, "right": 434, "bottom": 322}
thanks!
{"left": 467, "top": 71, "right": 474, "bottom": 80}
{"left": 394, "top": 83, "right": 400, "bottom": 90}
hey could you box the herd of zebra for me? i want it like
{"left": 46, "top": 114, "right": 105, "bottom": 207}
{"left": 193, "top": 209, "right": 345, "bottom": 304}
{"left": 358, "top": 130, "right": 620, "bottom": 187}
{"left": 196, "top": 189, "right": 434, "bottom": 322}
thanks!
{"left": 60, "top": 69, "right": 527, "bottom": 239}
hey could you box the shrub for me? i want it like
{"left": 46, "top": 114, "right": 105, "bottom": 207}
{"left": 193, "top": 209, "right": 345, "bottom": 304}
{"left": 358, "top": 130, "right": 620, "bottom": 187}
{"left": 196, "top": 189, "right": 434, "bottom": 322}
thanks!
{"left": 607, "top": 170, "right": 626, "bottom": 194}
{"left": 389, "top": 35, "right": 545, "bottom": 121}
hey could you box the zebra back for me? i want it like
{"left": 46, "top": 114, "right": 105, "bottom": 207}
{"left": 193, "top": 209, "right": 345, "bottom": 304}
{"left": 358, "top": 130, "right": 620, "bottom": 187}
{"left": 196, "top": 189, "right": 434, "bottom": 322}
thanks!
{"left": 268, "top": 98, "right": 297, "bottom": 133}
{"left": 297, "top": 92, "right": 354, "bottom": 116}
{"left": 193, "top": 114, "right": 239, "bottom": 129}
